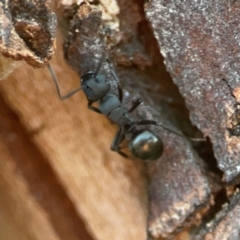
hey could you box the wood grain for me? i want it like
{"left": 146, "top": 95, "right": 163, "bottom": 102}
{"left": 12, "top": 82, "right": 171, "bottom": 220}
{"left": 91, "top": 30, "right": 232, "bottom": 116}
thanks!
{"left": 0, "top": 34, "right": 148, "bottom": 240}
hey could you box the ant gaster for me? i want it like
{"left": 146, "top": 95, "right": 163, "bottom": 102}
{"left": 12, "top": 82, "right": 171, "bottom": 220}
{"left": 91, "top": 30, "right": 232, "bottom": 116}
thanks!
{"left": 48, "top": 60, "right": 205, "bottom": 161}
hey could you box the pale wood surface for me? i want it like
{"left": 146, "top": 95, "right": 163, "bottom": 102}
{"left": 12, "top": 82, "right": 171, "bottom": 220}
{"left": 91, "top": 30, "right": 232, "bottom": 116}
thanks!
{"left": 0, "top": 35, "right": 148, "bottom": 240}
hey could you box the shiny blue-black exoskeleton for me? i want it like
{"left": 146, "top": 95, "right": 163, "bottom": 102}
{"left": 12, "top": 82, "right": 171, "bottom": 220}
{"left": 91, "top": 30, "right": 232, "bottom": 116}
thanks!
{"left": 48, "top": 60, "right": 204, "bottom": 161}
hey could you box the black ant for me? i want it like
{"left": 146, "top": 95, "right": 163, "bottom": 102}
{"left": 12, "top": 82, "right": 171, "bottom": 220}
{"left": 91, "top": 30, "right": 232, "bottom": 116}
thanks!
{"left": 48, "top": 60, "right": 205, "bottom": 161}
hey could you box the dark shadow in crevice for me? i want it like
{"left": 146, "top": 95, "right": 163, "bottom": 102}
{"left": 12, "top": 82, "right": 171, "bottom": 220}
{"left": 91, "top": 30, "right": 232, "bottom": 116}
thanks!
{"left": 193, "top": 137, "right": 224, "bottom": 177}
{"left": 132, "top": 0, "right": 224, "bottom": 181}
{"left": 206, "top": 188, "right": 229, "bottom": 222}
{"left": 194, "top": 187, "right": 229, "bottom": 235}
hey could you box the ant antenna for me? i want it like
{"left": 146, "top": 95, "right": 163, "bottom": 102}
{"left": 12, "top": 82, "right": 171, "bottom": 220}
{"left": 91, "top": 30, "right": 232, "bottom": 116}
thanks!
{"left": 47, "top": 63, "right": 82, "bottom": 100}
{"left": 106, "top": 58, "right": 121, "bottom": 84}
{"left": 94, "top": 56, "right": 105, "bottom": 78}
{"left": 156, "top": 122, "right": 206, "bottom": 142}
{"left": 129, "top": 120, "right": 206, "bottom": 142}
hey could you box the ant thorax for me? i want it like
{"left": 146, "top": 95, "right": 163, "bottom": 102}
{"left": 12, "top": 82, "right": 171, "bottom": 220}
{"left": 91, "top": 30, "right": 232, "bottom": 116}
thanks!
{"left": 81, "top": 72, "right": 110, "bottom": 102}
{"left": 99, "top": 93, "right": 131, "bottom": 126}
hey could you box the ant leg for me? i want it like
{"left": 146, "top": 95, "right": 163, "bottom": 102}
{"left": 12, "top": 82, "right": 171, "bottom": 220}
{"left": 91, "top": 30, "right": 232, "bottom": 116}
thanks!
{"left": 106, "top": 59, "right": 120, "bottom": 84}
{"left": 58, "top": 87, "right": 82, "bottom": 100}
{"left": 106, "top": 59, "right": 123, "bottom": 102}
{"left": 117, "top": 84, "right": 123, "bottom": 102}
{"left": 111, "top": 128, "right": 128, "bottom": 158}
{"left": 94, "top": 56, "right": 105, "bottom": 77}
{"left": 128, "top": 120, "right": 157, "bottom": 132}
{"left": 128, "top": 99, "right": 142, "bottom": 113}
{"left": 48, "top": 64, "right": 82, "bottom": 100}
{"left": 87, "top": 101, "right": 102, "bottom": 114}
{"left": 129, "top": 120, "right": 206, "bottom": 142}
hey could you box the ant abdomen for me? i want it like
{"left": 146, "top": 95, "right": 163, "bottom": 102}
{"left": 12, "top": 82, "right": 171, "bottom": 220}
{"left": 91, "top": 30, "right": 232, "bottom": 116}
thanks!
{"left": 129, "top": 130, "right": 164, "bottom": 161}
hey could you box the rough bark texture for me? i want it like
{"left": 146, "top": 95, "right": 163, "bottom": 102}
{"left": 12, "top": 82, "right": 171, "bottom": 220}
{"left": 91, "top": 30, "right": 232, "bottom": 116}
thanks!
{"left": 143, "top": 1, "right": 240, "bottom": 238}
{"left": 0, "top": 0, "right": 56, "bottom": 67}
{"left": 1, "top": 1, "right": 240, "bottom": 240}
{"left": 61, "top": 2, "right": 220, "bottom": 239}
{"left": 146, "top": 0, "right": 240, "bottom": 184}
{"left": 196, "top": 190, "right": 240, "bottom": 240}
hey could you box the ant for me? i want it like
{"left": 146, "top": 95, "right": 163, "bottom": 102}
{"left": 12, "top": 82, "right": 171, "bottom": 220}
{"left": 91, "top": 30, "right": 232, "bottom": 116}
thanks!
{"left": 48, "top": 60, "right": 205, "bottom": 161}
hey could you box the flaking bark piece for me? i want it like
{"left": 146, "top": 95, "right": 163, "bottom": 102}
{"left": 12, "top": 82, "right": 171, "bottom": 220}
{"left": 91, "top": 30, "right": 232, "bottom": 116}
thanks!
{"left": 64, "top": 3, "right": 104, "bottom": 74}
{"left": 196, "top": 190, "right": 240, "bottom": 240}
{"left": 145, "top": 1, "right": 240, "bottom": 183}
{"left": 0, "top": 0, "right": 56, "bottom": 67}
{"left": 0, "top": 53, "right": 22, "bottom": 80}
{"left": 148, "top": 138, "right": 211, "bottom": 239}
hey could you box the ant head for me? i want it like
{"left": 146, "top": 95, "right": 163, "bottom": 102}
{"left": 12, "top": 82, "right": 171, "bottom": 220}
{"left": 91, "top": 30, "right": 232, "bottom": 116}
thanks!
{"left": 81, "top": 71, "right": 110, "bottom": 102}
{"left": 129, "top": 130, "right": 163, "bottom": 161}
